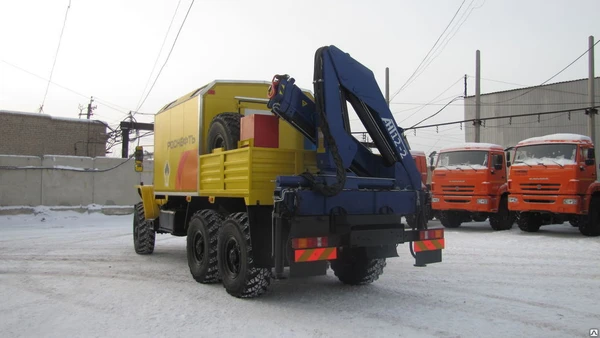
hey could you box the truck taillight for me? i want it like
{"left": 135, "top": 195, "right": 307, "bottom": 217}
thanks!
{"left": 292, "top": 237, "right": 328, "bottom": 249}
{"left": 419, "top": 229, "right": 444, "bottom": 240}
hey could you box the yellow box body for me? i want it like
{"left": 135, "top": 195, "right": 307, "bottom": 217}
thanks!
{"left": 150, "top": 80, "right": 315, "bottom": 206}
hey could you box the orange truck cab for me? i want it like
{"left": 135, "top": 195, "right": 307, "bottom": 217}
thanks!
{"left": 431, "top": 142, "right": 514, "bottom": 230}
{"left": 507, "top": 133, "right": 600, "bottom": 236}
{"left": 408, "top": 150, "right": 433, "bottom": 223}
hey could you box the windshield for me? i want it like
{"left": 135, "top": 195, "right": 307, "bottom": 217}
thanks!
{"left": 437, "top": 151, "right": 488, "bottom": 168}
{"left": 514, "top": 144, "right": 577, "bottom": 165}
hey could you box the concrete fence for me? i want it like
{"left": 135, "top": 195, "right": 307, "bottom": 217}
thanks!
{"left": 0, "top": 155, "right": 154, "bottom": 210}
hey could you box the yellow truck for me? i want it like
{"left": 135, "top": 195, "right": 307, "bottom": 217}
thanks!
{"left": 133, "top": 46, "right": 445, "bottom": 298}
{"left": 134, "top": 80, "right": 319, "bottom": 297}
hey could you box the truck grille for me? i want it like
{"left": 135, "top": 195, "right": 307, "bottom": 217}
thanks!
{"left": 519, "top": 183, "right": 560, "bottom": 192}
{"left": 441, "top": 185, "right": 475, "bottom": 193}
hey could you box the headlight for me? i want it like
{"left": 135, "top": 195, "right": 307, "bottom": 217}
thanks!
{"left": 432, "top": 197, "right": 440, "bottom": 203}
{"left": 508, "top": 197, "right": 518, "bottom": 203}
{"left": 563, "top": 199, "right": 578, "bottom": 205}
{"left": 476, "top": 198, "right": 488, "bottom": 204}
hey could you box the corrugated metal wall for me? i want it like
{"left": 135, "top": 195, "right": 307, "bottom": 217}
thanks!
{"left": 464, "top": 78, "right": 600, "bottom": 147}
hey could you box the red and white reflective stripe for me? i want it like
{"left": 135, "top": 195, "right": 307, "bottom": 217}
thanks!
{"left": 292, "top": 237, "right": 329, "bottom": 249}
{"left": 419, "top": 229, "right": 444, "bottom": 241}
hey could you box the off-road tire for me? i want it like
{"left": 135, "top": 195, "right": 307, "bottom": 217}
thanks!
{"left": 439, "top": 211, "right": 462, "bottom": 228}
{"left": 187, "top": 209, "right": 224, "bottom": 284}
{"left": 207, "top": 113, "right": 241, "bottom": 153}
{"left": 489, "top": 196, "right": 513, "bottom": 231}
{"left": 133, "top": 202, "right": 155, "bottom": 254}
{"left": 517, "top": 212, "right": 542, "bottom": 232}
{"left": 330, "top": 249, "right": 386, "bottom": 285}
{"left": 217, "top": 212, "right": 271, "bottom": 298}
{"left": 579, "top": 196, "right": 600, "bottom": 237}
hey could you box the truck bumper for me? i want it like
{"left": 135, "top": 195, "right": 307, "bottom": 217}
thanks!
{"left": 431, "top": 194, "right": 497, "bottom": 213}
{"left": 282, "top": 214, "right": 444, "bottom": 277}
{"left": 507, "top": 194, "right": 582, "bottom": 214}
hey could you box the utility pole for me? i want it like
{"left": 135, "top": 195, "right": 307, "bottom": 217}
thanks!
{"left": 586, "top": 35, "right": 597, "bottom": 178}
{"left": 385, "top": 67, "right": 390, "bottom": 106}
{"left": 474, "top": 50, "right": 481, "bottom": 143}
{"left": 464, "top": 74, "right": 468, "bottom": 97}
{"left": 79, "top": 96, "right": 96, "bottom": 119}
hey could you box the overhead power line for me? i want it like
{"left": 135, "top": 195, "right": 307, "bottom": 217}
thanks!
{"left": 389, "top": 0, "right": 466, "bottom": 102}
{"left": 40, "top": 0, "right": 72, "bottom": 113}
{"left": 135, "top": 0, "right": 183, "bottom": 110}
{"left": 405, "top": 105, "right": 599, "bottom": 130}
{"left": 136, "top": 0, "right": 196, "bottom": 114}
{"left": 397, "top": 76, "right": 464, "bottom": 124}
{"left": 485, "top": 39, "right": 600, "bottom": 104}
{"left": 1, "top": 59, "right": 132, "bottom": 115}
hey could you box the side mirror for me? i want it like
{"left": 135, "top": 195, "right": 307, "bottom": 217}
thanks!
{"left": 585, "top": 148, "right": 595, "bottom": 166}
{"left": 505, "top": 151, "right": 511, "bottom": 163}
{"left": 506, "top": 161, "right": 511, "bottom": 168}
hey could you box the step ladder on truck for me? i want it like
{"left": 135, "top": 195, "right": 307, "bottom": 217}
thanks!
{"left": 132, "top": 45, "right": 445, "bottom": 298}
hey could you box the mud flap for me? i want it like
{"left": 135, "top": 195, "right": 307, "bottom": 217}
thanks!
{"left": 415, "top": 249, "right": 442, "bottom": 267}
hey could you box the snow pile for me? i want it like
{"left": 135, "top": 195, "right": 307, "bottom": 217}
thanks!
{"left": 440, "top": 142, "right": 503, "bottom": 152}
{"left": 519, "top": 133, "right": 592, "bottom": 145}
{"left": 410, "top": 150, "right": 426, "bottom": 156}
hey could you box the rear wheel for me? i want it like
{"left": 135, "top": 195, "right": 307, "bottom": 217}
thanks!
{"left": 517, "top": 212, "right": 542, "bottom": 232}
{"left": 133, "top": 202, "right": 155, "bottom": 254}
{"left": 186, "top": 209, "right": 223, "bottom": 284}
{"left": 330, "top": 248, "right": 386, "bottom": 285}
{"left": 439, "top": 211, "right": 462, "bottom": 228}
{"left": 207, "top": 113, "right": 241, "bottom": 153}
{"left": 489, "top": 196, "right": 513, "bottom": 231}
{"left": 579, "top": 196, "right": 600, "bottom": 237}
{"left": 217, "top": 212, "right": 271, "bottom": 298}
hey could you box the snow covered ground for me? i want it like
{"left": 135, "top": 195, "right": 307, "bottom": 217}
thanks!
{"left": 0, "top": 210, "right": 599, "bottom": 338}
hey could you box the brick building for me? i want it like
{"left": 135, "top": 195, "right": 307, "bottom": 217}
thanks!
{"left": 0, "top": 110, "right": 108, "bottom": 157}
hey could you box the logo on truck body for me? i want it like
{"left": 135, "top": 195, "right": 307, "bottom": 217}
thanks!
{"left": 382, "top": 118, "right": 408, "bottom": 159}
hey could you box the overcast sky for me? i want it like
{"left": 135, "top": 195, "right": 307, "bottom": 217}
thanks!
{"left": 1, "top": 0, "right": 599, "bottom": 156}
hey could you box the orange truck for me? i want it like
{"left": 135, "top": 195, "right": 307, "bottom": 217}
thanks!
{"left": 406, "top": 150, "right": 433, "bottom": 225}
{"left": 431, "top": 142, "right": 514, "bottom": 230}
{"left": 507, "top": 133, "right": 600, "bottom": 236}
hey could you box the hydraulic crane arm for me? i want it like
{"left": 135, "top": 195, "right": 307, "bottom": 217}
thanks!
{"left": 268, "top": 45, "right": 422, "bottom": 193}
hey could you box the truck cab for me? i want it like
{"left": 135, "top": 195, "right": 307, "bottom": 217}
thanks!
{"left": 404, "top": 150, "right": 433, "bottom": 225}
{"left": 431, "top": 142, "right": 514, "bottom": 230}
{"left": 507, "top": 133, "right": 600, "bottom": 236}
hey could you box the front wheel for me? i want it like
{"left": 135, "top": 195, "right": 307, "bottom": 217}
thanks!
{"left": 217, "top": 212, "right": 271, "bottom": 298}
{"left": 439, "top": 211, "right": 462, "bottom": 228}
{"left": 517, "top": 212, "right": 542, "bottom": 232}
{"left": 133, "top": 202, "right": 155, "bottom": 254}
{"left": 579, "top": 196, "right": 600, "bottom": 236}
{"left": 489, "top": 196, "right": 513, "bottom": 231}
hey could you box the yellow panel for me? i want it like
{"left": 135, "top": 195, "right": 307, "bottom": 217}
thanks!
{"left": 199, "top": 147, "right": 317, "bottom": 205}
{"left": 152, "top": 80, "right": 315, "bottom": 199}
{"left": 153, "top": 96, "right": 199, "bottom": 193}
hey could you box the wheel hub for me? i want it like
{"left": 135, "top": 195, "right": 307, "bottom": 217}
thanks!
{"left": 194, "top": 233, "right": 205, "bottom": 263}
{"left": 225, "top": 238, "right": 241, "bottom": 277}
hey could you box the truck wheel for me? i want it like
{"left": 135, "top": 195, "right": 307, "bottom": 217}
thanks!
{"left": 579, "top": 196, "right": 600, "bottom": 236}
{"left": 568, "top": 217, "right": 579, "bottom": 227}
{"left": 517, "top": 212, "right": 542, "bottom": 232}
{"left": 217, "top": 212, "right": 271, "bottom": 298}
{"left": 330, "top": 249, "right": 386, "bottom": 285}
{"left": 489, "top": 196, "right": 513, "bottom": 231}
{"left": 439, "top": 211, "right": 462, "bottom": 228}
{"left": 207, "top": 113, "right": 241, "bottom": 153}
{"left": 186, "top": 209, "right": 224, "bottom": 284}
{"left": 133, "top": 202, "right": 155, "bottom": 254}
